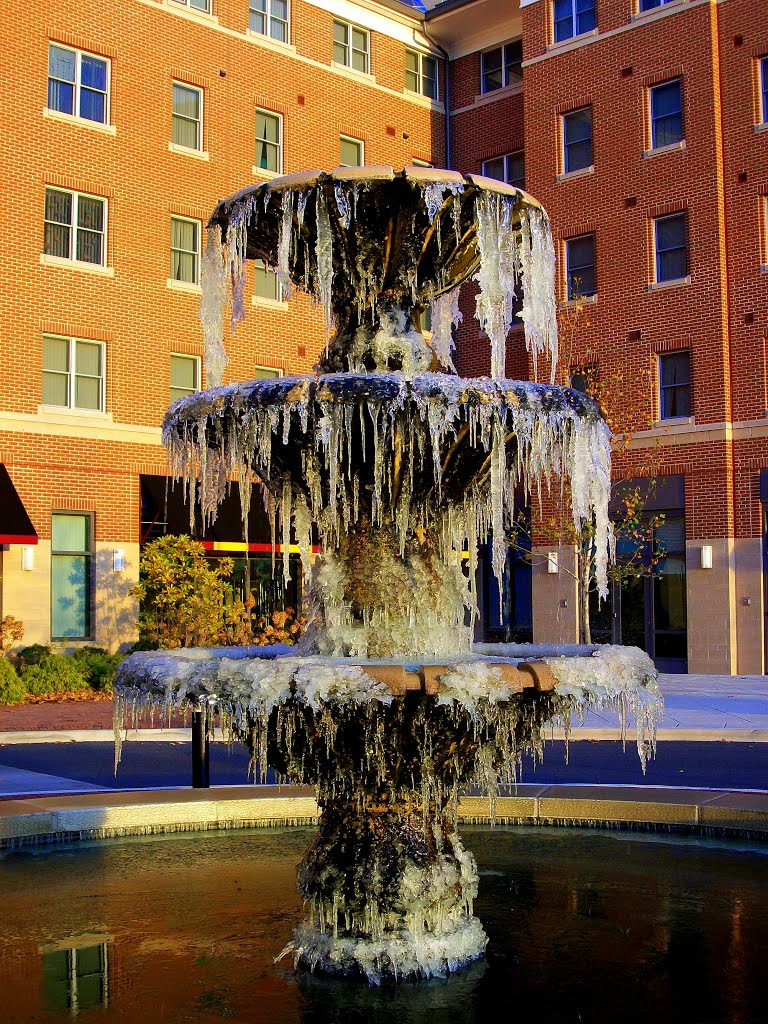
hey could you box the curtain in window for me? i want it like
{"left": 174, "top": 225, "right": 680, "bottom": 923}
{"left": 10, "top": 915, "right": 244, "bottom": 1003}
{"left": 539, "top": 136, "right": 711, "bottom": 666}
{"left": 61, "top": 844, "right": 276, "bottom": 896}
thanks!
{"left": 48, "top": 45, "right": 75, "bottom": 114}
{"left": 42, "top": 336, "right": 70, "bottom": 406}
{"left": 44, "top": 190, "right": 72, "bottom": 258}
{"left": 256, "top": 113, "right": 279, "bottom": 171}
{"left": 76, "top": 197, "right": 104, "bottom": 264}
{"left": 171, "top": 219, "right": 197, "bottom": 282}
{"left": 79, "top": 55, "right": 107, "bottom": 122}
{"left": 172, "top": 85, "right": 200, "bottom": 148}
{"left": 75, "top": 341, "right": 102, "bottom": 410}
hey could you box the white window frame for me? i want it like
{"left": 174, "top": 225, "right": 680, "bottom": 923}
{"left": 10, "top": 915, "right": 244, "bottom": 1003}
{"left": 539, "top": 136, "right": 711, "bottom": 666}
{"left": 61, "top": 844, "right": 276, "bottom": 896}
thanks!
{"left": 172, "top": 0, "right": 211, "bottom": 12}
{"left": 169, "top": 353, "right": 201, "bottom": 403}
{"left": 47, "top": 43, "right": 110, "bottom": 125}
{"left": 170, "top": 215, "right": 201, "bottom": 285}
{"left": 253, "top": 259, "right": 286, "bottom": 305}
{"left": 248, "top": 0, "right": 290, "bottom": 44}
{"left": 42, "top": 335, "right": 106, "bottom": 413}
{"left": 172, "top": 81, "right": 203, "bottom": 151}
{"left": 254, "top": 365, "right": 284, "bottom": 379}
{"left": 405, "top": 49, "right": 438, "bottom": 101}
{"left": 43, "top": 187, "right": 107, "bottom": 267}
{"left": 339, "top": 135, "right": 364, "bottom": 167}
{"left": 482, "top": 152, "right": 525, "bottom": 189}
{"left": 333, "top": 19, "right": 370, "bottom": 75}
{"left": 480, "top": 40, "right": 523, "bottom": 94}
{"left": 254, "top": 109, "right": 283, "bottom": 174}
{"left": 553, "top": 0, "right": 597, "bottom": 44}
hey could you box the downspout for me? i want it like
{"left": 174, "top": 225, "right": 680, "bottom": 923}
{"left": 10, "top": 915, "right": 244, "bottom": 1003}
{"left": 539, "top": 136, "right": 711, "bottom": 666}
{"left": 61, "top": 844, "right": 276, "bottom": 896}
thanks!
{"left": 421, "top": 20, "right": 452, "bottom": 168}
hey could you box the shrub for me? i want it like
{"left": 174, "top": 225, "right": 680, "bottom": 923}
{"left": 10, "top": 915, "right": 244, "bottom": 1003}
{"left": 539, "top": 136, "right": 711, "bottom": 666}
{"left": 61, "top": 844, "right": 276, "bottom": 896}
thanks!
{"left": 72, "top": 647, "right": 124, "bottom": 692}
{"left": 20, "top": 655, "right": 90, "bottom": 696}
{"left": 0, "top": 658, "right": 26, "bottom": 705}
{"left": 0, "top": 615, "right": 24, "bottom": 654}
{"left": 16, "top": 644, "right": 52, "bottom": 670}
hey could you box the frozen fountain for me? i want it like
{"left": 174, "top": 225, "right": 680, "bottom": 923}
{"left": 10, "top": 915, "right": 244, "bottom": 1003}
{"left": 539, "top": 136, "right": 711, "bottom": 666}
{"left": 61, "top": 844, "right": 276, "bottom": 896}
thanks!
{"left": 115, "top": 167, "right": 661, "bottom": 983}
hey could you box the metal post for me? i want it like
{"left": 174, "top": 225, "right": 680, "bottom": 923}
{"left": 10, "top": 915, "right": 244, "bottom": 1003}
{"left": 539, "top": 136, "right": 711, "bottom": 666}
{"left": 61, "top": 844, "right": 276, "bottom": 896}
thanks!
{"left": 192, "top": 707, "right": 210, "bottom": 788}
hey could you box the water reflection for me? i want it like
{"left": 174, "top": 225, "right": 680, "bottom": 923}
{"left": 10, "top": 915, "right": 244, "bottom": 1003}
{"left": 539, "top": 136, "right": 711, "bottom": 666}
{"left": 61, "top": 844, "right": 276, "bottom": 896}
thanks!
{"left": 41, "top": 936, "right": 111, "bottom": 1016}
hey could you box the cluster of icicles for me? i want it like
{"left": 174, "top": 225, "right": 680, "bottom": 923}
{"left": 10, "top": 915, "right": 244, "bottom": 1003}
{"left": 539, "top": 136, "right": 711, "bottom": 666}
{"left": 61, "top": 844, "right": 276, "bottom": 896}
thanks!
{"left": 165, "top": 373, "right": 614, "bottom": 644}
{"left": 199, "top": 174, "right": 558, "bottom": 388}
{"left": 114, "top": 644, "right": 661, "bottom": 781}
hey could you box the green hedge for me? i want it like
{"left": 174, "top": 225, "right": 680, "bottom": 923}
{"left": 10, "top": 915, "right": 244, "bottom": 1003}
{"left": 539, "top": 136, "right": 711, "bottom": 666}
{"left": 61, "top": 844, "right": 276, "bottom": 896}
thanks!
{"left": 0, "top": 658, "right": 26, "bottom": 705}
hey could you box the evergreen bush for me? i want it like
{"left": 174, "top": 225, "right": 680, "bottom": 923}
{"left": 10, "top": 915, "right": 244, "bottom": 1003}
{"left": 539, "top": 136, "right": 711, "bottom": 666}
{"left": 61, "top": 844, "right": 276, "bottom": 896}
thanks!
{"left": 0, "top": 658, "right": 26, "bottom": 705}
{"left": 20, "top": 655, "right": 90, "bottom": 696}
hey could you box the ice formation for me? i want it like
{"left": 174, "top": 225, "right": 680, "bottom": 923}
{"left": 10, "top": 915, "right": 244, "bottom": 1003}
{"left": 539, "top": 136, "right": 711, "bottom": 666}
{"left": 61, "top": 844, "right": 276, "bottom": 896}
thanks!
{"left": 118, "top": 167, "right": 661, "bottom": 984}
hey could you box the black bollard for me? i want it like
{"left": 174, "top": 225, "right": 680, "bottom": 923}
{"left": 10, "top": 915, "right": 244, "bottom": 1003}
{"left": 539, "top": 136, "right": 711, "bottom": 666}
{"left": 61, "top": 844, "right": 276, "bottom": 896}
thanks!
{"left": 191, "top": 707, "right": 210, "bottom": 788}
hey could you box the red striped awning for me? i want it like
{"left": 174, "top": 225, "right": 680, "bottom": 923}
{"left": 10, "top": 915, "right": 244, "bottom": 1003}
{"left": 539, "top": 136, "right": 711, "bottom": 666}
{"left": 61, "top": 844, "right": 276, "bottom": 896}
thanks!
{"left": 0, "top": 465, "right": 38, "bottom": 545}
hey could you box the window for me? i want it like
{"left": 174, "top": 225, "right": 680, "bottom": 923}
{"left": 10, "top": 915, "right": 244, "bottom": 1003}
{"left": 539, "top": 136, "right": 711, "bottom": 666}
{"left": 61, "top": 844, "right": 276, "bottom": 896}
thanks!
{"left": 51, "top": 514, "right": 92, "bottom": 639}
{"left": 48, "top": 44, "right": 109, "bottom": 124}
{"left": 255, "top": 110, "right": 282, "bottom": 172}
{"left": 254, "top": 260, "right": 283, "bottom": 302}
{"left": 249, "top": 0, "right": 289, "bottom": 43}
{"left": 43, "top": 943, "right": 109, "bottom": 1014}
{"left": 42, "top": 335, "right": 105, "bottom": 411}
{"left": 170, "top": 354, "right": 200, "bottom": 403}
{"left": 173, "top": 0, "right": 210, "bottom": 10}
{"left": 172, "top": 82, "right": 202, "bottom": 150}
{"left": 339, "top": 135, "right": 363, "bottom": 167}
{"left": 565, "top": 234, "right": 596, "bottom": 299}
{"left": 649, "top": 79, "right": 683, "bottom": 148}
{"left": 761, "top": 57, "right": 768, "bottom": 123}
{"left": 255, "top": 366, "right": 283, "bottom": 379}
{"left": 639, "top": 0, "right": 678, "bottom": 10}
{"left": 569, "top": 366, "right": 596, "bottom": 394}
{"left": 170, "top": 217, "right": 200, "bottom": 284}
{"left": 44, "top": 188, "right": 106, "bottom": 266}
{"left": 405, "top": 49, "right": 438, "bottom": 100}
{"left": 562, "top": 108, "right": 592, "bottom": 173}
{"left": 482, "top": 152, "right": 525, "bottom": 189}
{"left": 654, "top": 212, "right": 688, "bottom": 282}
{"left": 481, "top": 40, "right": 523, "bottom": 93}
{"left": 553, "top": 0, "right": 596, "bottom": 43}
{"left": 333, "top": 20, "right": 369, "bottom": 74}
{"left": 659, "top": 351, "right": 691, "bottom": 419}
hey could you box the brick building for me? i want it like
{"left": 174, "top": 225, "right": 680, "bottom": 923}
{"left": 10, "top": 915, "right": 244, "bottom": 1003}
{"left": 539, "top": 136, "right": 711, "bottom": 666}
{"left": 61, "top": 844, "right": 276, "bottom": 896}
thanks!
{"left": 0, "top": 0, "right": 765, "bottom": 674}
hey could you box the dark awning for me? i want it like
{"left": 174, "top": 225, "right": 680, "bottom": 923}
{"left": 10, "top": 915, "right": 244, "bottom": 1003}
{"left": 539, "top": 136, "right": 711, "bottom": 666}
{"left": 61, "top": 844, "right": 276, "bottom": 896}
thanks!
{"left": 0, "top": 465, "right": 38, "bottom": 544}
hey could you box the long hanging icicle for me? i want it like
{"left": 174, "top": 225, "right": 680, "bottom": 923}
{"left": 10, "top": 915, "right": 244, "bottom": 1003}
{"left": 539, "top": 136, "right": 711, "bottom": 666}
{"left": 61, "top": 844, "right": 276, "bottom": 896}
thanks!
{"left": 199, "top": 225, "right": 229, "bottom": 388}
{"left": 277, "top": 192, "right": 295, "bottom": 299}
{"left": 315, "top": 187, "right": 334, "bottom": 345}
{"left": 519, "top": 207, "right": 559, "bottom": 384}
{"left": 429, "top": 288, "right": 462, "bottom": 373}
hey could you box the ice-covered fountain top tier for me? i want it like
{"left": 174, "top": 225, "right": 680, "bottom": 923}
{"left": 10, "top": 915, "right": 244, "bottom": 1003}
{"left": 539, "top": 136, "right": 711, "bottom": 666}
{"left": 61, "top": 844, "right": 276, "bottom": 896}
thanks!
{"left": 169, "top": 166, "right": 612, "bottom": 659}
{"left": 117, "top": 167, "right": 660, "bottom": 983}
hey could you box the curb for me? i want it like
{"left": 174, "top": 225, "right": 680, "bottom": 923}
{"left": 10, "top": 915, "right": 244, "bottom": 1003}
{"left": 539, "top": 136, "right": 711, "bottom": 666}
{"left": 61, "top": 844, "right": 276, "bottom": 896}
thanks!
{"left": 1, "top": 784, "right": 767, "bottom": 849}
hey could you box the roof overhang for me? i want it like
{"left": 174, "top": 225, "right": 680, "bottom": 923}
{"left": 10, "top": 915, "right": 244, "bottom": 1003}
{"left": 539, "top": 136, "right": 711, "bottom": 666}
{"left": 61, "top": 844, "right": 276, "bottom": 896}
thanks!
{"left": 0, "top": 465, "right": 38, "bottom": 545}
{"left": 424, "top": 0, "right": 522, "bottom": 58}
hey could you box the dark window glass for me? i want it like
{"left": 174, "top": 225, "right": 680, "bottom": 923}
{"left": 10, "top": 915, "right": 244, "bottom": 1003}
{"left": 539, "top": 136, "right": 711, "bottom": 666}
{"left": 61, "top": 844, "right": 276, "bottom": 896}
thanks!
{"left": 554, "top": 0, "right": 596, "bottom": 43}
{"left": 659, "top": 351, "right": 691, "bottom": 419}
{"left": 640, "top": 0, "right": 677, "bottom": 10}
{"left": 482, "top": 40, "right": 523, "bottom": 92}
{"left": 569, "top": 367, "right": 595, "bottom": 394}
{"left": 762, "top": 57, "right": 768, "bottom": 123}
{"left": 482, "top": 151, "right": 525, "bottom": 189}
{"left": 654, "top": 212, "right": 688, "bottom": 282}
{"left": 563, "top": 107, "right": 592, "bottom": 173}
{"left": 51, "top": 513, "right": 91, "bottom": 638}
{"left": 566, "top": 234, "right": 596, "bottom": 299}
{"left": 650, "top": 79, "right": 683, "bottom": 148}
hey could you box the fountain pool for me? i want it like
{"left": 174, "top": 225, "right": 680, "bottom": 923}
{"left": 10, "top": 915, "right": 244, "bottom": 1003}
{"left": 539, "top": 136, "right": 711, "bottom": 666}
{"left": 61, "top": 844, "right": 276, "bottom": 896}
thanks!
{"left": 2, "top": 825, "right": 767, "bottom": 1023}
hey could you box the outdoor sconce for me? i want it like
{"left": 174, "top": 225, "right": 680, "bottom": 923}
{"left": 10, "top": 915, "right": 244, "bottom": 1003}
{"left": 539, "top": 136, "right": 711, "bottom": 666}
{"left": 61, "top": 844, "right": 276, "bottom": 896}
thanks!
{"left": 547, "top": 550, "right": 559, "bottom": 574}
{"left": 113, "top": 549, "right": 126, "bottom": 572}
{"left": 21, "top": 546, "right": 34, "bottom": 571}
{"left": 700, "top": 545, "right": 713, "bottom": 570}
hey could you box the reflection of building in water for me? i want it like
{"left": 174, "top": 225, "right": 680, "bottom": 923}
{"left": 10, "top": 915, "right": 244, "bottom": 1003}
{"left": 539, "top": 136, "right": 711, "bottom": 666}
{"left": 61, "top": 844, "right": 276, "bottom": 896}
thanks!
{"left": 40, "top": 935, "right": 111, "bottom": 1016}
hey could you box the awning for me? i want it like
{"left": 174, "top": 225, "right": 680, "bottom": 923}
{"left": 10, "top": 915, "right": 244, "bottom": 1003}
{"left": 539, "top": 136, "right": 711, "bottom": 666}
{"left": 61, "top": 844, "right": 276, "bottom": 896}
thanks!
{"left": 0, "top": 465, "right": 38, "bottom": 544}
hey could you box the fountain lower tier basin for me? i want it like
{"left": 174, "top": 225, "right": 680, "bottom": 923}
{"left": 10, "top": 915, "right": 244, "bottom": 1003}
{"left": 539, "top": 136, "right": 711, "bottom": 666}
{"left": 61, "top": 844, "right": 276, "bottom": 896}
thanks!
{"left": 3, "top": 825, "right": 767, "bottom": 1019}
{"left": 115, "top": 644, "right": 660, "bottom": 981}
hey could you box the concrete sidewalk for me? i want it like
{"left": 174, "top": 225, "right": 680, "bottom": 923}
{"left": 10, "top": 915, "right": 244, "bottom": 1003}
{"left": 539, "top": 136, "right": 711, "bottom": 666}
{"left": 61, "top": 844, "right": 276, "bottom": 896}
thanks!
{"left": 0, "top": 673, "right": 765, "bottom": 745}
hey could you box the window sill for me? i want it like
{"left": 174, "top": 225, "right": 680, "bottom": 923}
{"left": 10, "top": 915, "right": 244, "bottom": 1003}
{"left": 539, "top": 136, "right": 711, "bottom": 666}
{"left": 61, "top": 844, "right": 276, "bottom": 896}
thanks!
{"left": 167, "top": 278, "right": 202, "bottom": 294}
{"left": 753, "top": 122, "right": 768, "bottom": 135}
{"left": 647, "top": 276, "right": 691, "bottom": 291}
{"left": 403, "top": 90, "right": 444, "bottom": 112}
{"left": 252, "top": 295, "right": 289, "bottom": 309}
{"left": 163, "top": 1, "right": 219, "bottom": 26}
{"left": 630, "top": 0, "right": 686, "bottom": 23}
{"left": 330, "top": 61, "right": 375, "bottom": 84}
{"left": 40, "top": 254, "right": 114, "bottom": 276}
{"left": 546, "top": 29, "right": 598, "bottom": 53}
{"left": 652, "top": 415, "right": 695, "bottom": 428}
{"left": 643, "top": 140, "right": 686, "bottom": 158}
{"left": 251, "top": 166, "right": 283, "bottom": 180}
{"left": 43, "top": 108, "right": 116, "bottom": 135}
{"left": 475, "top": 80, "right": 524, "bottom": 104}
{"left": 559, "top": 293, "right": 597, "bottom": 309}
{"left": 556, "top": 164, "right": 594, "bottom": 182}
{"left": 38, "top": 405, "right": 111, "bottom": 421}
{"left": 168, "top": 142, "right": 209, "bottom": 160}
{"left": 246, "top": 30, "right": 296, "bottom": 56}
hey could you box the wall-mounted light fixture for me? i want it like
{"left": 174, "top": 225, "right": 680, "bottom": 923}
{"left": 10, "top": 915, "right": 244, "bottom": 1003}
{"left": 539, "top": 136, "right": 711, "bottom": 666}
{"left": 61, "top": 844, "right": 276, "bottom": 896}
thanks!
{"left": 21, "top": 546, "right": 34, "bottom": 571}
{"left": 700, "top": 544, "right": 713, "bottom": 570}
{"left": 113, "top": 549, "right": 126, "bottom": 572}
{"left": 547, "top": 550, "right": 559, "bottom": 574}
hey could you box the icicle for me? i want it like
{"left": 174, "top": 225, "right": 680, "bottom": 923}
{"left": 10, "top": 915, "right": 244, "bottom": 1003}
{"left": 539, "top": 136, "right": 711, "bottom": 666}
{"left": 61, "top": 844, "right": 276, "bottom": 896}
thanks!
{"left": 199, "top": 224, "right": 229, "bottom": 387}
{"left": 519, "top": 207, "right": 559, "bottom": 384}
{"left": 473, "top": 193, "right": 518, "bottom": 380}
{"left": 315, "top": 187, "right": 334, "bottom": 345}
{"left": 334, "top": 182, "right": 351, "bottom": 229}
{"left": 277, "top": 191, "right": 295, "bottom": 298}
{"left": 429, "top": 288, "right": 462, "bottom": 373}
{"left": 282, "top": 476, "right": 292, "bottom": 589}
{"left": 489, "top": 419, "right": 506, "bottom": 600}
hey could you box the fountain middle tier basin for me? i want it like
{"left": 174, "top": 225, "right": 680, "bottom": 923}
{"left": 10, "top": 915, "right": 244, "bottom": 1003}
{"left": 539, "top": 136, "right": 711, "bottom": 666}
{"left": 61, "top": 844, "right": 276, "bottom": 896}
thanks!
{"left": 115, "top": 644, "right": 660, "bottom": 982}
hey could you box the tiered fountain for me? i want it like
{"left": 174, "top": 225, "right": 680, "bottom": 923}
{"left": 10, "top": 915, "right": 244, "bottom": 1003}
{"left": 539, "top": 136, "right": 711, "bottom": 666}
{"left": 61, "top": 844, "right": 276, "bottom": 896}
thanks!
{"left": 115, "top": 166, "right": 661, "bottom": 983}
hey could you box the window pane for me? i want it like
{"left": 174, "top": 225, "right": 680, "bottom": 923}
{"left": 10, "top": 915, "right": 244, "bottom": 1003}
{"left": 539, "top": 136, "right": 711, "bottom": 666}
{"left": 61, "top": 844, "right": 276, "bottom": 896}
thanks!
{"left": 43, "top": 336, "right": 70, "bottom": 373}
{"left": 483, "top": 48, "right": 503, "bottom": 91}
{"left": 75, "top": 375, "right": 101, "bottom": 410}
{"left": 171, "top": 355, "right": 198, "bottom": 390}
{"left": 76, "top": 229, "right": 103, "bottom": 264}
{"left": 505, "top": 40, "right": 523, "bottom": 81}
{"left": 77, "top": 197, "right": 104, "bottom": 232}
{"left": 255, "top": 367, "right": 281, "bottom": 379}
{"left": 333, "top": 20, "right": 347, "bottom": 45}
{"left": 482, "top": 157, "right": 504, "bottom": 180}
{"left": 423, "top": 57, "right": 438, "bottom": 99}
{"left": 651, "top": 80, "right": 682, "bottom": 147}
{"left": 44, "top": 224, "right": 70, "bottom": 258}
{"left": 566, "top": 235, "right": 596, "bottom": 297}
{"left": 51, "top": 554, "right": 88, "bottom": 637}
{"left": 48, "top": 79, "right": 74, "bottom": 114}
{"left": 660, "top": 351, "right": 689, "bottom": 387}
{"left": 76, "top": 341, "right": 101, "bottom": 377}
{"left": 340, "top": 138, "right": 362, "bottom": 166}
{"left": 172, "top": 84, "right": 199, "bottom": 119}
{"left": 172, "top": 218, "right": 197, "bottom": 252}
{"left": 45, "top": 189, "right": 72, "bottom": 225}
{"left": 254, "top": 260, "right": 280, "bottom": 300}
{"left": 49, "top": 45, "right": 76, "bottom": 82}
{"left": 507, "top": 152, "right": 525, "bottom": 187}
{"left": 42, "top": 371, "right": 69, "bottom": 406}
{"left": 80, "top": 55, "right": 107, "bottom": 92}
{"left": 80, "top": 88, "right": 106, "bottom": 123}
{"left": 52, "top": 513, "right": 88, "bottom": 552}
